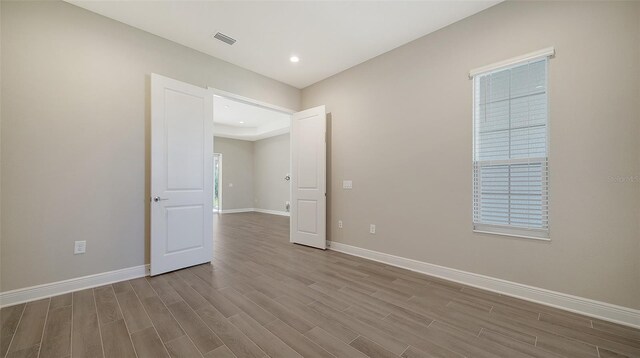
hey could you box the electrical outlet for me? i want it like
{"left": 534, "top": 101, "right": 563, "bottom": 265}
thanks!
{"left": 342, "top": 180, "right": 353, "bottom": 189}
{"left": 369, "top": 224, "right": 376, "bottom": 234}
{"left": 74, "top": 240, "right": 86, "bottom": 254}
{"left": 338, "top": 220, "right": 343, "bottom": 229}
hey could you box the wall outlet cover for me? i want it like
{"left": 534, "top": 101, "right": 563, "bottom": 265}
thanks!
{"left": 74, "top": 240, "right": 86, "bottom": 254}
{"left": 369, "top": 224, "right": 376, "bottom": 234}
{"left": 342, "top": 180, "right": 353, "bottom": 189}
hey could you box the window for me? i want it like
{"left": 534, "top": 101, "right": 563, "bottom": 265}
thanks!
{"left": 472, "top": 50, "right": 552, "bottom": 240}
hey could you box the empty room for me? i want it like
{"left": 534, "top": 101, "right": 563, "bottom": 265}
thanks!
{"left": 1, "top": 1, "right": 639, "bottom": 357}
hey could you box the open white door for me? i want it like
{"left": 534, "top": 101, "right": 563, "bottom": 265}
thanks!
{"left": 151, "top": 74, "right": 214, "bottom": 275}
{"left": 291, "top": 105, "right": 326, "bottom": 249}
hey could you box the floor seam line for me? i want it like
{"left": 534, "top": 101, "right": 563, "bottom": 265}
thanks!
{"left": 3, "top": 300, "right": 27, "bottom": 356}
{"left": 92, "top": 288, "right": 107, "bottom": 358}
{"left": 145, "top": 276, "right": 205, "bottom": 358}
{"left": 35, "top": 298, "right": 52, "bottom": 358}
{"left": 226, "top": 314, "right": 273, "bottom": 358}
{"left": 70, "top": 293, "right": 74, "bottom": 358}
{"left": 110, "top": 284, "right": 140, "bottom": 358}
{"left": 128, "top": 279, "right": 173, "bottom": 358}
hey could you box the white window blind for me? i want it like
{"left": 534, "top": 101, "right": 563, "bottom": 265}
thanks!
{"left": 472, "top": 56, "right": 549, "bottom": 240}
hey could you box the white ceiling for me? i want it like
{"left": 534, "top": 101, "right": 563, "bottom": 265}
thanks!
{"left": 213, "top": 96, "right": 290, "bottom": 141}
{"left": 68, "top": 1, "right": 500, "bottom": 89}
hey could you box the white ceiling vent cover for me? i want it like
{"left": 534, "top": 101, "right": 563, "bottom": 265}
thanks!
{"left": 213, "top": 32, "right": 236, "bottom": 45}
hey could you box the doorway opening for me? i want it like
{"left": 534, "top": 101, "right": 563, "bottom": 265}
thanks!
{"left": 150, "top": 75, "right": 327, "bottom": 276}
{"left": 212, "top": 90, "right": 292, "bottom": 218}
{"left": 210, "top": 87, "right": 327, "bottom": 250}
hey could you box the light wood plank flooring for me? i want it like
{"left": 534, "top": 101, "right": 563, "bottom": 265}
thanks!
{"left": 2, "top": 212, "right": 639, "bottom": 357}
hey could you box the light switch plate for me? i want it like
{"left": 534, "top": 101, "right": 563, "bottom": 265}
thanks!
{"left": 74, "top": 240, "right": 86, "bottom": 254}
{"left": 343, "top": 180, "right": 353, "bottom": 189}
{"left": 369, "top": 224, "right": 376, "bottom": 234}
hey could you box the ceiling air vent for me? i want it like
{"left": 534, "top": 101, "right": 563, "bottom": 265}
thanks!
{"left": 213, "top": 32, "right": 236, "bottom": 45}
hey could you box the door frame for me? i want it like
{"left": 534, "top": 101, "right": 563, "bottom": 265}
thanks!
{"left": 208, "top": 88, "right": 326, "bottom": 248}
{"left": 208, "top": 87, "right": 296, "bottom": 115}
{"left": 208, "top": 86, "right": 296, "bottom": 221}
{"left": 207, "top": 86, "right": 326, "bottom": 243}
{"left": 213, "top": 153, "right": 223, "bottom": 212}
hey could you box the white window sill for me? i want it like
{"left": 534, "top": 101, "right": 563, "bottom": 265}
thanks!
{"left": 473, "top": 224, "right": 550, "bottom": 241}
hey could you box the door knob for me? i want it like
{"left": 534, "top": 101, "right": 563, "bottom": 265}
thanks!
{"left": 153, "top": 196, "right": 169, "bottom": 202}
{"left": 284, "top": 175, "right": 291, "bottom": 181}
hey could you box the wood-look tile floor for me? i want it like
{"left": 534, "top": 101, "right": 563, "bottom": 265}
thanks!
{"left": 2, "top": 212, "right": 640, "bottom": 358}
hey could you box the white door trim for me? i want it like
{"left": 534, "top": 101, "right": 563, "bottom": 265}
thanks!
{"left": 207, "top": 87, "right": 296, "bottom": 115}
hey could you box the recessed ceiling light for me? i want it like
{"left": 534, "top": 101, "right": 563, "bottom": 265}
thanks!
{"left": 290, "top": 56, "right": 300, "bottom": 63}
{"left": 239, "top": 121, "right": 245, "bottom": 124}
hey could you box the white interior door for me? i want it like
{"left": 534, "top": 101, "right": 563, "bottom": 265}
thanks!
{"left": 151, "top": 74, "right": 214, "bottom": 276}
{"left": 290, "top": 105, "right": 326, "bottom": 249}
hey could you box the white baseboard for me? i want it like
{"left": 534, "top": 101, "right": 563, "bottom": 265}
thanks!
{"left": 253, "top": 208, "right": 290, "bottom": 217}
{"left": 221, "top": 208, "right": 290, "bottom": 217}
{"left": 328, "top": 241, "right": 640, "bottom": 329}
{"left": 221, "top": 208, "right": 255, "bottom": 214}
{"left": 0, "top": 264, "right": 149, "bottom": 308}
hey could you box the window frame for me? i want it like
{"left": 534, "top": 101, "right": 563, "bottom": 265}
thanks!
{"left": 471, "top": 51, "right": 552, "bottom": 241}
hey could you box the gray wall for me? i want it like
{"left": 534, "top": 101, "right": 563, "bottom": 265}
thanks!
{"left": 0, "top": 1, "right": 300, "bottom": 292}
{"left": 254, "top": 134, "right": 290, "bottom": 213}
{"left": 213, "top": 137, "right": 255, "bottom": 211}
{"left": 214, "top": 134, "right": 290, "bottom": 213}
{"left": 302, "top": 1, "right": 640, "bottom": 309}
{"left": 2, "top": 0, "right": 639, "bottom": 311}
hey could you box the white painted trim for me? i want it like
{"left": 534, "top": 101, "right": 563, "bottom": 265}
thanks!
{"left": 221, "top": 208, "right": 255, "bottom": 214}
{"left": 208, "top": 87, "right": 296, "bottom": 115}
{"left": 0, "top": 265, "right": 149, "bottom": 308}
{"left": 469, "top": 47, "right": 555, "bottom": 78}
{"left": 253, "top": 208, "right": 290, "bottom": 217}
{"left": 214, "top": 127, "right": 290, "bottom": 142}
{"left": 328, "top": 241, "right": 640, "bottom": 329}
{"left": 221, "top": 208, "right": 290, "bottom": 217}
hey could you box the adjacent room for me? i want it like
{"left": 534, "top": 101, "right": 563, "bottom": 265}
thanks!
{"left": 1, "top": 1, "right": 639, "bottom": 358}
{"left": 212, "top": 95, "right": 291, "bottom": 216}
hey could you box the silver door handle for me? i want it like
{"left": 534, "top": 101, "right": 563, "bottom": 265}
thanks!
{"left": 153, "top": 196, "right": 169, "bottom": 202}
